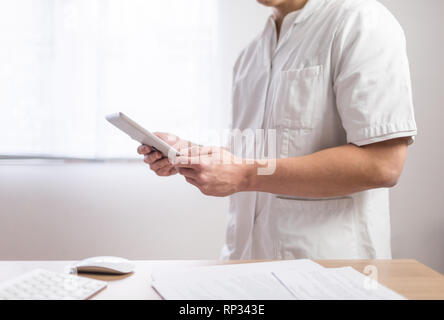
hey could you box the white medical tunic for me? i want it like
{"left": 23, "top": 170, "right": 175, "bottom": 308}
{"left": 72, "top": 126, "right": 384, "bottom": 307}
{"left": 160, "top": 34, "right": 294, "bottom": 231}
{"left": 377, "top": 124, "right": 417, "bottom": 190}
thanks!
{"left": 221, "top": 0, "right": 417, "bottom": 260}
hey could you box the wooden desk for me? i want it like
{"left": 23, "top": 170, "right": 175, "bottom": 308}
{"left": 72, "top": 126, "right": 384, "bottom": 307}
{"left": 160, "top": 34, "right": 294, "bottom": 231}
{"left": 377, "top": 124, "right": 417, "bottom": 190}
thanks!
{"left": 0, "top": 259, "right": 443, "bottom": 300}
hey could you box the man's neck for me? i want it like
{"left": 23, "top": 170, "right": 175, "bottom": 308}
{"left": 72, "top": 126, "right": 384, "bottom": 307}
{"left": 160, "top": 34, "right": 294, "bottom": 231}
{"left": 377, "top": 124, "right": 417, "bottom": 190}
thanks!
{"left": 273, "top": 0, "right": 309, "bottom": 38}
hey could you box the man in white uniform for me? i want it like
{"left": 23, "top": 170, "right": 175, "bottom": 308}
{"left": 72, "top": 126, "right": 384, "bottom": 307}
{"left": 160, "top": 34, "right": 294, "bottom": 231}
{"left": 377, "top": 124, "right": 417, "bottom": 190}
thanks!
{"left": 138, "top": 0, "right": 417, "bottom": 260}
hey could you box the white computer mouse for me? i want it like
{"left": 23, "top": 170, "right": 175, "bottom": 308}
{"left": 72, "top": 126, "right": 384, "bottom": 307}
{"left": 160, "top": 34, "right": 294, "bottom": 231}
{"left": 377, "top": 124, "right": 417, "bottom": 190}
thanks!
{"left": 73, "top": 256, "right": 135, "bottom": 275}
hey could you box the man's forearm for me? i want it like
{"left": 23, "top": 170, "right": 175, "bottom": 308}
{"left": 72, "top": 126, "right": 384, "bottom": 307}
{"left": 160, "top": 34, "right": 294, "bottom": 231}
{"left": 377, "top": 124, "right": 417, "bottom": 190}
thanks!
{"left": 241, "top": 139, "right": 408, "bottom": 198}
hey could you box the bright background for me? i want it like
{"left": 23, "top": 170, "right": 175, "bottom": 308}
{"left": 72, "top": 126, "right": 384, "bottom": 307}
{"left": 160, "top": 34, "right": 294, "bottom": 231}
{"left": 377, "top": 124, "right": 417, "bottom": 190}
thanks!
{"left": 0, "top": 0, "right": 227, "bottom": 158}
{"left": 1, "top": 0, "right": 443, "bottom": 273}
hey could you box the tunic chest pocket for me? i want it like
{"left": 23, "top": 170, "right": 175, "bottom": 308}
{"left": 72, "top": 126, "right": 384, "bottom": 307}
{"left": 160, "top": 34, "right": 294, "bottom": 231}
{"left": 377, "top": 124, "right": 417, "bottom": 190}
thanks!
{"left": 273, "top": 65, "right": 323, "bottom": 130}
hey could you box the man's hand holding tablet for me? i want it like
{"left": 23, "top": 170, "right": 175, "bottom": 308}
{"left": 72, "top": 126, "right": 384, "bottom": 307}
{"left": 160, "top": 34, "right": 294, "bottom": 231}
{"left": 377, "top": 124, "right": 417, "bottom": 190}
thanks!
{"left": 106, "top": 112, "right": 188, "bottom": 176}
{"left": 106, "top": 112, "right": 246, "bottom": 195}
{"left": 137, "top": 132, "right": 181, "bottom": 177}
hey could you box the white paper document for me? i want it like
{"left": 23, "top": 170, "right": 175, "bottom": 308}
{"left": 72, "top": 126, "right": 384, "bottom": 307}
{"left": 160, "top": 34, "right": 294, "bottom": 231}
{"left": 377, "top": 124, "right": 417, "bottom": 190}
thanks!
{"left": 151, "top": 260, "right": 322, "bottom": 300}
{"left": 153, "top": 272, "right": 295, "bottom": 300}
{"left": 273, "top": 267, "right": 405, "bottom": 300}
{"left": 151, "top": 260, "right": 405, "bottom": 300}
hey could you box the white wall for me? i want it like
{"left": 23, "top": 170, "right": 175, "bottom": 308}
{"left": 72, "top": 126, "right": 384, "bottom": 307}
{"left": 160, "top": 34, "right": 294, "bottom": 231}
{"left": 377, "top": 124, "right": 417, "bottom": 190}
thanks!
{"left": 1, "top": 0, "right": 443, "bottom": 273}
{"left": 379, "top": 0, "right": 444, "bottom": 273}
{"left": 0, "top": 162, "right": 229, "bottom": 260}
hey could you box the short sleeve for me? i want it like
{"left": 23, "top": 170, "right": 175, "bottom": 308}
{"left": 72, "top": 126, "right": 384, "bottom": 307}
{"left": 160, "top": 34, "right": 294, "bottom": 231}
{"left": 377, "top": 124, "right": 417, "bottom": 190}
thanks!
{"left": 332, "top": 1, "right": 417, "bottom": 146}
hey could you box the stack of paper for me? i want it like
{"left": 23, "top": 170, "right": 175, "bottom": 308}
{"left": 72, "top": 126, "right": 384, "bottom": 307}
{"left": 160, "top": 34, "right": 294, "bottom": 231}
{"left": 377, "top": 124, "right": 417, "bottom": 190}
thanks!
{"left": 151, "top": 260, "right": 404, "bottom": 300}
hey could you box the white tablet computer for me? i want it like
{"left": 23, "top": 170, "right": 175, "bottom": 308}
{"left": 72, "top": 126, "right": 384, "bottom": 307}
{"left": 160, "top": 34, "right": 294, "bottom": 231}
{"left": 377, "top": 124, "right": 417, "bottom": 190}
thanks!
{"left": 105, "top": 112, "right": 180, "bottom": 159}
